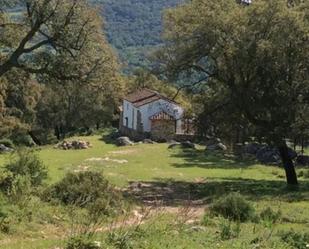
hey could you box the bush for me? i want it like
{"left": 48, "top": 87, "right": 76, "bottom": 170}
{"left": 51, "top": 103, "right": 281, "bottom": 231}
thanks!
{"left": 260, "top": 207, "right": 281, "bottom": 224}
{"left": 218, "top": 219, "right": 241, "bottom": 240}
{"left": 279, "top": 230, "right": 309, "bottom": 249}
{"left": 298, "top": 170, "right": 309, "bottom": 179}
{"left": 0, "top": 139, "right": 14, "bottom": 148}
{"left": 209, "top": 193, "right": 255, "bottom": 222}
{"left": 10, "top": 134, "right": 36, "bottom": 147}
{"left": 66, "top": 236, "right": 101, "bottom": 249}
{"left": 46, "top": 171, "right": 124, "bottom": 216}
{"left": 5, "top": 149, "right": 47, "bottom": 187}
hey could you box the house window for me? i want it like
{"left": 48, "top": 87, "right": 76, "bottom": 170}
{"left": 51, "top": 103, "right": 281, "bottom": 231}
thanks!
{"left": 125, "top": 117, "right": 128, "bottom": 127}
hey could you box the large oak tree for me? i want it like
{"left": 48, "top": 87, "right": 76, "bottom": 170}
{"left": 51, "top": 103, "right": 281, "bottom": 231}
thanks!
{"left": 160, "top": 0, "right": 309, "bottom": 185}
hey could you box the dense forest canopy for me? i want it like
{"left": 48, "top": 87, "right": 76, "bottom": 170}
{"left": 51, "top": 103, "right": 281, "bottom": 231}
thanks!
{"left": 91, "top": 0, "right": 184, "bottom": 72}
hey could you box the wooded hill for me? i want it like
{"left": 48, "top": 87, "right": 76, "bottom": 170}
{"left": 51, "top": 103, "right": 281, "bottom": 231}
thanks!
{"left": 91, "top": 0, "right": 183, "bottom": 72}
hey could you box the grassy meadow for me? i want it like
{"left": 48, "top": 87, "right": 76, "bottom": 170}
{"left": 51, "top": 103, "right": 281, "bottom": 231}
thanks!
{"left": 0, "top": 135, "right": 308, "bottom": 248}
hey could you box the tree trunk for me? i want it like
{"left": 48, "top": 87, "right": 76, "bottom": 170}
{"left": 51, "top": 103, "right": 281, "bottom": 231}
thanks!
{"left": 278, "top": 143, "right": 298, "bottom": 186}
{"left": 28, "top": 131, "right": 41, "bottom": 146}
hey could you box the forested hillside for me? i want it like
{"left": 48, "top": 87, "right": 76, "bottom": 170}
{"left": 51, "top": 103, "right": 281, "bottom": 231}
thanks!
{"left": 91, "top": 0, "right": 184, "bottom": 72}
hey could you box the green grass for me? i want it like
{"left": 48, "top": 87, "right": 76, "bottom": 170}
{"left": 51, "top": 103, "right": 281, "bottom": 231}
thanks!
{"left": 0, "top": 135, "right": 308, "bottom": 248}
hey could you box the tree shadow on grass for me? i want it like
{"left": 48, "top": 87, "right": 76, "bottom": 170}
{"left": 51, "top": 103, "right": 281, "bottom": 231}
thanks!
{"left": 124, "top": 177, "right": 309, "bottom": 207}
{"left": 170, "top": 148, "right": 257, "bottom": 169}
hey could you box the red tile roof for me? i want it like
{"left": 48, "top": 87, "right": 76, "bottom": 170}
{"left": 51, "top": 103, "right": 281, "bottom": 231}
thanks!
{"left": 124, "top": 88, "right": 177, "bottom": 107}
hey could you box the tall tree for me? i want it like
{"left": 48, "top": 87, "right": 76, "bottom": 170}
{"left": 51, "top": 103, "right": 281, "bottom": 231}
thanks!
{"left": 160, "top": 0, "right": 309, "bottom": 185}
{"left": 0, "top": 0, "right": 105, "bottom": 80}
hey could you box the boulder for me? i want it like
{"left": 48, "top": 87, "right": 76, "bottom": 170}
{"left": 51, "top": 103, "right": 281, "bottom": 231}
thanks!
{"left": 296, "top": 155, "right": 309, "bottom": 166}
{"left": 168, "top": 142, "right": 181, "bottom": 149}
{"left": 256, "top": 147, "right": 280, "bottom": 165}
{"left": 0, "top": 144, "right": 14, "bottom": 153}
{"left": 55, "top": 140, "right": 92, "bottom": 150}
{"left": 116, "top": 137, "right": 134, "bottom": 146}
{"left": 243, "top": 143, "right": 264, "bottom": 155}
{"left": 181, "top": 141, "right": 196, "bottom": 149}
{"left": 143, "top": 139, "right": 155, "bottom": 144}
{"left": 207, "top": 143, "right": 227, "bottom": 151}
{"left": 204, "top": 138, "right": 221, "bottom": 146}
{"left": 256, "top": 146, "right": 297, "bottom": 165}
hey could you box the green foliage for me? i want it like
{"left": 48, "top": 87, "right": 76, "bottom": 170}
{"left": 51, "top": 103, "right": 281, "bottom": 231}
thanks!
{"left": 66, "top": 236, "right": 101, "bottom": 249}
{"left": 5, "top": 149, "right": 47, "bottom": 187}
{"left": 10, "top": 134, "right": 36, "bottom": 147}
{"left": 0, "top": 196, "right": 10, "bottom": 233}
{"left": 218, "top": 219, "right": 241, "bottom": 240}
{"left": 260, "top": 207, "right": 282, "bottom": 224}
{"left": 298, "top": 170, "right": 309, "bottom": 179}
{"left": 210, "top": 193, "right": 255, "bottom": 222}
{"left": 0, "top": 139, "right": 14, "bottom": 148}
{"left": 279, "top": 230, "right": 309, "bottom": 249}
{"left": 91, "top": 0, "right": 183, "bottom": 71}
{"left": 46, "top": 171, "right": 124, "bottom": 217}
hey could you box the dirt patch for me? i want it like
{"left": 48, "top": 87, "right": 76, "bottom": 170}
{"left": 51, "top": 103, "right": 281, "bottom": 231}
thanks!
{"left": 109, "top": 149, "right": 139, "bottom": 155}
{"left": 124, "top": 181, "right": 207, "bottom": 207}
{"left": 85, "top": 157, "right": 128, "bottom": 164}
{"left": 74, "top": 165, "right": 90, "bottom": 172}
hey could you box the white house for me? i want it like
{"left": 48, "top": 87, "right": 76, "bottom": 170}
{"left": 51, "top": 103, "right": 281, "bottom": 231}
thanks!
{"left": 120, "top": 89, "right": 186, "bottom": 139}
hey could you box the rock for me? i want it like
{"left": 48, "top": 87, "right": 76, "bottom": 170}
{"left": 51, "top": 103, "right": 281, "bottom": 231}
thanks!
{"left": 296, "top": 155, "right": 309, "bottom": 166}
{"left": 256, "top": 146, "right": 297, "bottom": 165}
{"left": 207, "top": 143, "right": 227, "bottom": 151}
{"left": 55, "top": 140, "right": 92, "bottom": 150}
{"left": 181, "top": 141, "right": 196, "bottom": 149}
{"left": 116, "top": 136, "right": 134, "bottom": 146}
{"left": 205, "top": 138, "right": 221, "bottom": 146}
{"left": 243, "top": 143, "right": 264, "bottom": 155}
{"left": 256, "top": 146, "right": 280, "bottom": 164}
{"left": 0, "top": 144, "right": 14, "bottom": 153}
{"left": 143, "top": 139, "right": 155, "bottom": 144}
{"left": 168, "top": 142, "right": 181, "bottom": 149}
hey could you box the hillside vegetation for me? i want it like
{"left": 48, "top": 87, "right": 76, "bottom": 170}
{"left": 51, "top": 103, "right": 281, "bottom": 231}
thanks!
{"left": 91, "top": 0, "right": 184, "bottom": 71}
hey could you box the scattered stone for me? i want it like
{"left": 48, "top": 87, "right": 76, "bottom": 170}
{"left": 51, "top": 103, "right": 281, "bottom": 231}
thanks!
{"left": 256, "top": 147, "right": 280, "bottom": 164}
{"left": 55, "top": 140, "right": 92, "bottom": 150}
{"left": 181, "top": 141, "right": 196, "bottom": 149}
{"left": 116, "top": 137, "right": 134, "bottom": 146}
{"left": 207, "top": 143, "right": 227, "bottom": 151}
{"left": 168, "top": 141, "right": 196, "bottom": 149}
{"left": 168, "top": 142, "right": 181, "bottom": 149}
{"left": 296, "top": 155, "right": 309, "bottom": 166}
{"left": 205, "top": 138, "right": 221, "bottom": 146}
{"left": 255, "top": 146, "right": 297, "bottom": 165}
{"left": 143, "top": 139, "right": 155, "bottom": 144}
{"left": 0, "top": 144, "right": 14, "bottom": 153}
{"left": 243, "top": 143, "right": 264, "bottom": 155}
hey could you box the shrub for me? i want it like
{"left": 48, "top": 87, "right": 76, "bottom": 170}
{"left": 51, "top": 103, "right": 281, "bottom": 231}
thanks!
{"left": 0, "top": 139, "right": 14, "bottom": 148}
{"left": 298, "top": 170, "right": 309, "bottom": 179}
{"left": 260, "top": 207, "right": 281, "bottom": 224}
{"left": 0, "top": 198, "right": 10, "bottom": 233}
{"left": 5, "top": 149, "right": 47, "bottom": 187}
{"left": 279, "top": 230, "right": 309, "bottom": 249}
{"left": 218, "top": 219, "right": 241, "bottom": 240}
{"left": 66, "top": 236, "right": 101, "bottom": 249}
{"left": 209, "top": 193, "right": 255, "bottom": 222}
{"left": 10, "top": 134, "right": 36, "bottom": 147}
{"left": 46, "top": 171, "right": 124, "bottom": 216}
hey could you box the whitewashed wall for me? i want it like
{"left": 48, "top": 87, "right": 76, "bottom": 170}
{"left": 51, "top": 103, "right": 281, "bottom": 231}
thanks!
{"left": 122, "top": 99, "right": 184, "bottom": 133}
{"left": 139, "top": 99, "right": 184, "bottom": 132}
{"left": 123, "top": 100, "right": 136, "bottom": 129}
